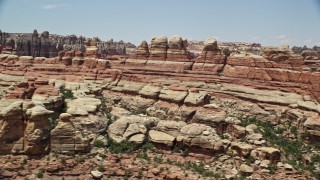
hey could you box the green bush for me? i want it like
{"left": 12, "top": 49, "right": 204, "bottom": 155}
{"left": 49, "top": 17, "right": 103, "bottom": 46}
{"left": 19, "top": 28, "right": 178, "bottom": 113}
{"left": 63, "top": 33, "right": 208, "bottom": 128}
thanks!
{"left": 93, "top": 140, "right": 105, "bottom": 148}
{"left": 98, "top": 165, "right": 105, "bottom": 172}
{"left": 49, "top": 117, "right": 58, "bottom": 130}
{"left": 107, "top": 138, "right": 139, "bottom": 154}
{"left": 137, "top": 170, "right": 143, "bottom": 179}
{"left": 136, "top": 152, "right": 150, "bottom": 161}
{"left": 124, "top": 169, "right": 133, "bottom": 179}
{"left": 36, "top": 169, "right": 45, "bottom": 178}
{"left": 141, "top": 141, "right": 154, "bottom": 152}
{"left": 268, "top": 164, "right": 277, "bottom": 174}
{"left": 154, "top": 156, "right": 163, "bottom": 164}
{"left": 245, "top": 156, "right": 255, "bottom": 165}
{"left": 60, "top": 86, "right": 74, "bottom": 99}
{"left": 290, "top": 126, "right": 298, "bottom": 135}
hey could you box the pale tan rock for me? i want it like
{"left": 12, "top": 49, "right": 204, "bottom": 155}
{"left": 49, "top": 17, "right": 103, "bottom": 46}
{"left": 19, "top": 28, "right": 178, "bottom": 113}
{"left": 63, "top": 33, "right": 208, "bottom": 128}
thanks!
{"left": 66, "top": 97, "right": 101, "bottom": 115}
{"left": 251, "top": 147, "right": 281, "bottom": 163}
{"left": 177, "top": 123, "right": 222, "bottom": 151}
{"left": 149, "top": 35, "right": 168, "bottom": 60}
{"left": 148, "top": 130, "right": 175, "bottom": 147}
{"left": 139, "top": 85, "right": 162, "bottom": 99}
{"left": 191, "top": 108, "right": 226, "bottom": 128}
{"left": 184, "top": 91, "right": 210, "bottom": 106}
{"left": 240, "top": 164, "right": 253, "bottom": 174}
{"left": 108, "top": 115, "right": 159, "bottom": 143}
{"left": 129, "top": 134, "right": 145, "bottom": 144}
{"left": 231, "top": 142, "right": 253, "bottom": 157}
{"left": 155, "top": 120, "right": 186, "bottom": 137}
{"left": 0, "top": 100, "right": 24, "bottom": 154}
{"left": 229, "top": 124, "right": 246, "bottom": 138}
{"left": 159, "top": 89, "right": 188, "bottom": 103}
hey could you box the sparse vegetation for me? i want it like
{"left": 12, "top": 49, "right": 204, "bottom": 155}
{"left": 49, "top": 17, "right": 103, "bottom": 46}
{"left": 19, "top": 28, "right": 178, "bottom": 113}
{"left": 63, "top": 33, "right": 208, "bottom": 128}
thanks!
{"left": 245, "top": 156, "right": 255, "bottom": 165}
{"left": 106, "top": 138, "right": 155, "bottom": 154}
{"left": 124, "top": 169, "right": 133, "bottom": 179}
{"left": 136, "top": 152, "right": 150, "bottom": 161}
{"left": 241, "top": 117, "right": 320, "bottom": 178}
{"left": 60, "top": 86, "right": 75, "bottom": 112}
{"left": 76, "top": 156, "right": 85, "bottom": 163}
{"left": 60, "top": 86, "right": 74, "bottom": 100}
{"left": 93, "top": 140, "right": 105, "bottom": 148}
{"left": 137, "top": 170, "right": 143, "bottom": 179}
{"left": 36, "top": 169, "right": 45, "bottom": 178}
{"left": 107, "top": 138, "right": 140, "bottom": 154}
{"left": 98, "top": 165, "right": 105, "bottom": 172}
{"left": 48, "top": 117, "right": 58, "bottom": 130}
{"left": 268, "top": 164, "right": 277, "bottom": 174}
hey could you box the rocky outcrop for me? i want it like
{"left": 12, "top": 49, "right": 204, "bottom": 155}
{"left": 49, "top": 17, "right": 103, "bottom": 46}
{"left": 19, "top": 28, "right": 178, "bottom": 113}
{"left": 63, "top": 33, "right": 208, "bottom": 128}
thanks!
{"left": 166, "top": 36, "right": 191, "bottom": 61}
{"left": 131, "top": 41, "right": 149, "bottom": 60}
{"left": 149, "top": 35, "right": 168, "bottom": 60}
{"left": 108, "top": 115, "right": 159, "bottom": 143}
{"left": 51, "top": 113, "right": 90, "bottom": 153}
{"left": 302, "top": 50, "right": 319, "bottom": 60}
{"left": 192, "top": 38, "right": 226, "bottom": 74}
{"left": 1, "top": 30, "right": 132, "bottom": 58}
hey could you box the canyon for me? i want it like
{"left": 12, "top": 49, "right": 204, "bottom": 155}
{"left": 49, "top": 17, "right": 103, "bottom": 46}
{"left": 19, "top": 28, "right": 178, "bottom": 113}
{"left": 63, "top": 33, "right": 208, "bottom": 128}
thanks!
{"left": 0, "top": 30, "right": 319, "bottom": 179}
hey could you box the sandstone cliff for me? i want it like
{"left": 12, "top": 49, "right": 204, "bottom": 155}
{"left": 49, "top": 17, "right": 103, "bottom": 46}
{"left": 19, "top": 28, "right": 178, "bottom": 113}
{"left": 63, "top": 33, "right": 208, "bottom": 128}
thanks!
{"left": 0, "top": 35, "right": 319, "bottom": 179}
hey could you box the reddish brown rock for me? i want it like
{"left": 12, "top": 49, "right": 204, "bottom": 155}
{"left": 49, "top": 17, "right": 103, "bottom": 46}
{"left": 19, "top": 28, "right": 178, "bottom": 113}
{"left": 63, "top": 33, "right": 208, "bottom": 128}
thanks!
{"left": 131, "top": 41, "right": 149, "bottom": 60}
{"left": 166, "top": 35, "right": 191, "bottom": 62}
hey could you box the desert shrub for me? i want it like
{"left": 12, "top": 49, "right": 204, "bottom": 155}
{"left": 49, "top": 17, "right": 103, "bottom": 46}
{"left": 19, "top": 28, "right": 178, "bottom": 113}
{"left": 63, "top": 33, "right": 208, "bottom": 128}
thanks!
{"left": 107, "top": 138, "right": 139, "bottom": 154}
{"left": 93, "top": 140, "right": 105, "bottom": 148}
{"left": 136, "top": 152, "right": 150, "bottom": 161}
{"left": 60, "top": 86, "right": 74, "bottom": 99}
{"left": 290, "top": 126, "right": 298, "bottom": 135}
{"left": 124, "top": 169, "right": 133, "bottom": 179}
{"left": 141, "top": 141, "right": 154, "bottom": 152}
{"left": 245, "top": 156, "right": 255, "bottom": 165}
{"left": 49, "top": 117, "right": 58, "bottom": 130}
{"left": 98, "top": 165, "right": 105, "bottom": 172}
{"left": 36, "top": 169, "right": 45, "bottom": 178}
{"left": 154, "top": 155, "right": 163, "bottom": 164}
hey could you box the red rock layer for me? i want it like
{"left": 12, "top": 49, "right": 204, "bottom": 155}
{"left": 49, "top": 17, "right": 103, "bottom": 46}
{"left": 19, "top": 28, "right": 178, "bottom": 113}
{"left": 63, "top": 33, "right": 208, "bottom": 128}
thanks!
{"left": 0, "top": 37, "right": 320, "bottom": 104}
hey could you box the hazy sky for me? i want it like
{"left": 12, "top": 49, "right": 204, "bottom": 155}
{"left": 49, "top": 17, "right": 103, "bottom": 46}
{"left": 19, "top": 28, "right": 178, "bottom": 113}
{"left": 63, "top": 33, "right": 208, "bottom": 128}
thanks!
{"left": 0, "top": 0, "right": 320, "bottom": 47}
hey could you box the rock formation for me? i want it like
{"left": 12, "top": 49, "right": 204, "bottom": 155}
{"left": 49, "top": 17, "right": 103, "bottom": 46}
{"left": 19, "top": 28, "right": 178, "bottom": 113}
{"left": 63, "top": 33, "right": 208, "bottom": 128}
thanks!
{"left": 0, "top": 34, "right": 319, "bottom": 179}
{"left": 131, "top": 41, "right": 149, "bottom": 60}
{"left": 166, "top": 36, "right": 191, "bottom": 61}
{"left": 149, "top": 35, "right": 168, "bottom": 60}
{"left": 0, "top": 30, "right": 134, "bottom": 58}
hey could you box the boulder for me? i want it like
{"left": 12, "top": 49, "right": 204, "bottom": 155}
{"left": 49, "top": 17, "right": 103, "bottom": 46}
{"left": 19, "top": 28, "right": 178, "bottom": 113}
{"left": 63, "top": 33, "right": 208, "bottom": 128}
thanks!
{"left": 184, "top": 91, "right": 210, "bottom": 106}
{"left": 155, "top": 120, "right": 187, "bottom": 137}
{"left": 231, "top": 142, "right": 253, "bottom": 157}
{"left": 239, "top": 164, "right": 253, "bottom": 174}
{"left": 250, "top": 147, "right": 281, "bottom": 163}
{"left": 91, "top": 170, "right": 103, "bottom": 179}
{"left": 148, "top": 130, "right": 175, "bottom": 147}
{"left": 303, "top": 116, "right": 320, "bottom": 140}
{"left": 191, "top": 108, "right": 226, "bottom": 131}
{"left": 139, "top": 84, "right": 162, "bottom": 99}
{"left": 66, "top": 98, "right": 101, "bottom": 116}
{"left": 177, "top": 123, "right": 223, "bottom": 152}
{"left": 108, "top": 115, "right": 158, "bottom": 143}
